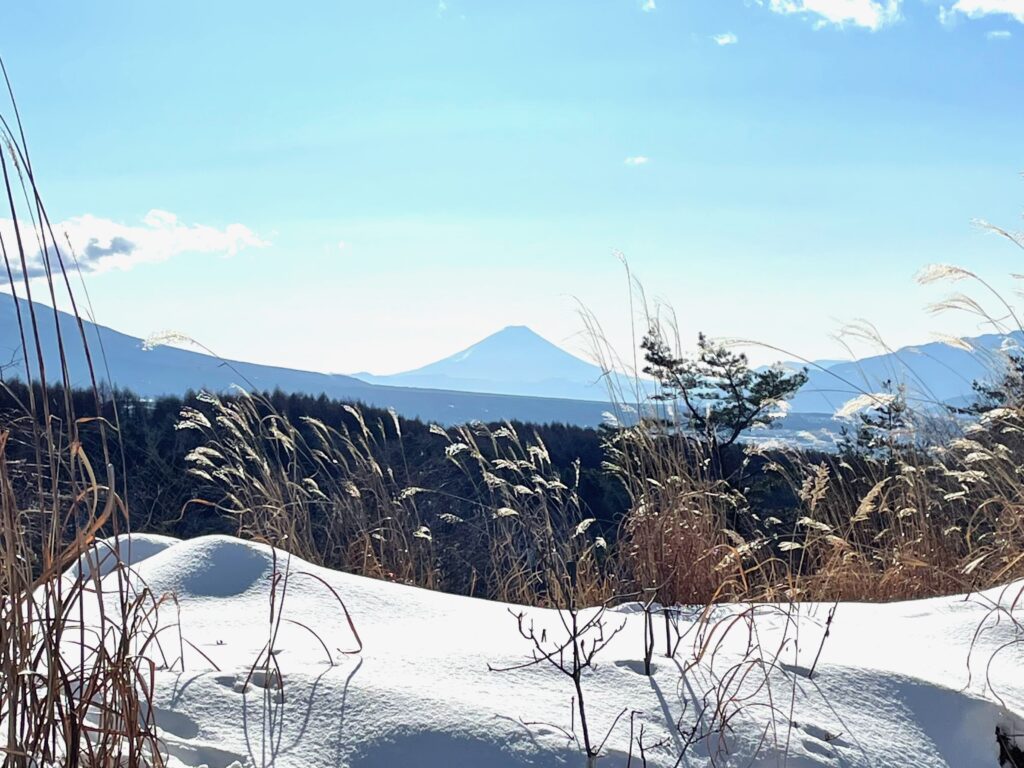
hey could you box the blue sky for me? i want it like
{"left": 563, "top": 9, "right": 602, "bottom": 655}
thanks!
{"left": 1, "top": 0, "right": 1022, "bottom": 373}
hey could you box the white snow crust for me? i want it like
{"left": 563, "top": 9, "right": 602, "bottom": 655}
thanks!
{"left": 74, "top": 534, "right": 1024, "bottom": 767}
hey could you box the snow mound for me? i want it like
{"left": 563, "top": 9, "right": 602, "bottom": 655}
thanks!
{"left": 125, "top": 534, "right": 274, "bottom": 600}
{"left": 66, "top": 536, "right": 1024, "bottom": 767}
{"left": 68, "top": 532, "right": 180, "bottom": 580}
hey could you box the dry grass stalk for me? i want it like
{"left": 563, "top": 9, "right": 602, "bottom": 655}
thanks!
{"left": 0, "top": 58, "right": 163, "bottom": 768}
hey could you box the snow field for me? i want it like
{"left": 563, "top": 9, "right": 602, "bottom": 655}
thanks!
{"left": 75, "top": 534, "right": 1024, "bottom": 767}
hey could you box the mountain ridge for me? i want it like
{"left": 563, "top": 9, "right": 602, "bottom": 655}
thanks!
{"left": 0, "top": 297, "right": 614, "bottom": 427}
{"left": 3, "top": 296, "right": 1017, "bottom": 436}
{"left": 789, "top": 331, "right": 1023, "bottom": 414}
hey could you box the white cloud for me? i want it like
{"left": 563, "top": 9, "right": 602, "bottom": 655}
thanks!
{"left": 624, "top": 156, "right": 650, "bottom": 166}
{"left": 641, "top": 0, "right": 657, "bottom": 11}
{"left": 757, "top": 0, "right": 902, "bottom": 30}
{"left": 713, "top": 32, "right": 739, "bottom": 45}
{"left": 0, "top": 209, "right": 267, "bottom": 280}
{"left": 947, "top": 0, "right": 1024, "bottom": 23}
{"left": 988, "top": 27, "right": 1013, "bottom": 36}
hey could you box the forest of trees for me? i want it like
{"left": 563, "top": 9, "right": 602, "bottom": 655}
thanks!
{"left": 0, "top": 378, "right": 828, "bottom": 551}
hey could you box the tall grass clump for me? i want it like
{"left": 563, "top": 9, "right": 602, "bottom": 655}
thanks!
{"left": 179, "top": 392, "right": 438, "bottom": 589}
{"left": 181, "top": 391, "right": 617, "bottom": 605}
{"left": 0, "top": 61, "right": 163, "bottom": 767}
{"left": 434, "top": 420, "right": 615, "bottom": 606}
{"left": 586, "top": 234, "right": 1024, "bottom": 607}
{"left": 763, "top": 252, "right": 1024, "bottom": 602}
{"left": 756, "top": 444, "right": 974, "bottom": 601}
{"left": 604, "top": 421, "right": 754, "bottom": 605}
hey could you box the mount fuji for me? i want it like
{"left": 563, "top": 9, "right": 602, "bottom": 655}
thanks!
{"left": 352, "top": 325, "right": 641, "bottom": 402}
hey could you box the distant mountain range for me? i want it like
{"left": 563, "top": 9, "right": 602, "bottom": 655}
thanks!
{"left": 788, "top": 333, "right": 1022, "bottom": 414}
{"left": 355, "top": 323, "right": 1020, "bottom": 418}
{"left": 2, "top": 295, "right": 1018, "bottom": 437}
{"left": 0, "top": 298, "right": 613, "bottom": 427}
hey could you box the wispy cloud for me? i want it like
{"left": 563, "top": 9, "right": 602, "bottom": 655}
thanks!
{"left": 624, "top": 156, "right": 650, "bottom": 166}
{"left": 641, "top": 0, "right": 656, "bottom": 12}
{"left": 987, "top": 27, "right": 1013, "bottom": 36}
{"left": 945, "top": 0, "right": 1024, "bottom": 24}
{"left": 0, "top": 210, "right": 267, "bottom": 280}
{"left": 712, "top": 32, "right": 739, "bottom": 45}
{"left": 757, "top": 0, "right": 902, "bottom": 30}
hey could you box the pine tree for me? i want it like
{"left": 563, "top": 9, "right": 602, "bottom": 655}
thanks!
{"left": 640, "top": 328, "right": 808, "bottom": 455}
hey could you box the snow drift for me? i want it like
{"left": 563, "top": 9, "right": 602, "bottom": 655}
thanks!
{"left": 74, "top": 534, "right": 1024, "bottom": 767}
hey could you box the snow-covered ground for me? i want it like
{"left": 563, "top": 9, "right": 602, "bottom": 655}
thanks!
{"left": 72, "top": 534, "right": 1024, "bottom": 767}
